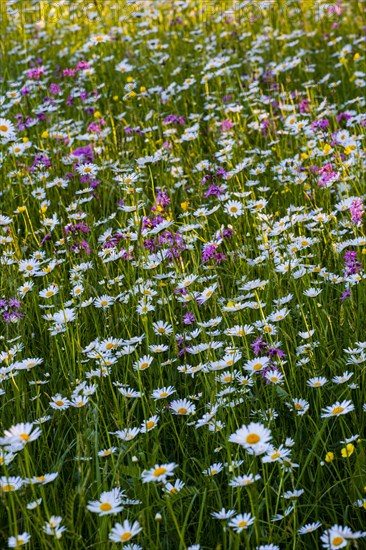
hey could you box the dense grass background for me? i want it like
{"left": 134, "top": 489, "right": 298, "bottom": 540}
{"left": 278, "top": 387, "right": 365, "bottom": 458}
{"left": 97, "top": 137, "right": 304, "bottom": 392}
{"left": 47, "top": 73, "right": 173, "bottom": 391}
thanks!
{"left": 0, "top": 0, "right": 366, "bottom": 548}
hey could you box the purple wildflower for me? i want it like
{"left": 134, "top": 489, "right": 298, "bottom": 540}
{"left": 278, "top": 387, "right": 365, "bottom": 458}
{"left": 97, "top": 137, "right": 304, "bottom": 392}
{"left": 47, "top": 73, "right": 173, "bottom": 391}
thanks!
{"left": 299, "top": 98, "right": 310, "bottom": 113}
{"left": 26, "top": 66, "right": 45, "bottom": 80}
{"left": 336, "top": 112, "right": 352, "bottom": 124}
{"left": 183, "top": 312, "right": 195, "bottom": 325}
{"left": 63, "top": 68, "right": 77, "bottom": 77}
{"left": 350, "top": 198, "right": 363, "bottom": 226}
{"left": 76, "top": 60, "right": 90, "bottom": 70}
{"left": 220, "top": 119, "right": 234, "bottom": 132}
{"left": 340, "top": 289, "right": 351, "bottom": 301}
{"left": 311, "top": 118, "right": 329, "bottom": 130}
{"left": 204, "top": 185, "right": 225, "bottom": 198}
{"left": 343, "top": 250, "right": 362, "bottom": 276}
{"left": 201, "top": 244, "right": 217, "bottom": 263}
{"left": 72, "top": 144, "right": 94, "bottom": 163}
{"left": 155, "top": 190, "right": 170, "bottom": 208}
{"left": 251, "top": 336, "right": 267, "bottom": 356}
{"left": 49, "top": 83, "right": 61, "bottom": 95}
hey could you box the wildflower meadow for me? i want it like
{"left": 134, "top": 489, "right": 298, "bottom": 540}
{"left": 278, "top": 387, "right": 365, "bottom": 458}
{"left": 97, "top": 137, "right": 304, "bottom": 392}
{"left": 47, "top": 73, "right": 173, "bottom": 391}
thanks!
{"left": 1, "top": 0, "right": 366, "bottom": 548}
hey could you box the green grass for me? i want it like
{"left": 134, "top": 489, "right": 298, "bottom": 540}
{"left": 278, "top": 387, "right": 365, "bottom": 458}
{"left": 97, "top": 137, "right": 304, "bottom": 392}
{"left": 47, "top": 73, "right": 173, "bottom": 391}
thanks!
{"left": 0, "top": 0, "right": 366, "bottom": 548}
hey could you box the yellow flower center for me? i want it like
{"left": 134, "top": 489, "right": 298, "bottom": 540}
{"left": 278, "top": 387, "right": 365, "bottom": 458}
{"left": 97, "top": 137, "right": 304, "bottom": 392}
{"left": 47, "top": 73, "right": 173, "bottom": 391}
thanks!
{"left": 0, "top": 125, "right": 9, "bottom": 132}
{"left": 271, "top": 452, "right": 281, "bottom": 460}
{"left": 160, "top": 392, "right": 168, "bottom": 398}
{"left": 146, "top": 421, "right": 155, "bottom": 429}
{"left": 253, "top": 363, "right": 263, "bottom": 371}
{"left": 332, "top": 406, "right": 344, "bottom": 415}
{"left": 140, "top": 362, "right": 149, "bottom": 370}
{"left": 238, "top": 521, "right": 247, "bottom": 528}
{"left": 332, "top": 536, "right": 344, "bottom": 547}
{"left": 36, "top": 476, "right": 45, "bottom": 482}
{"left": 153, "top": 467, "right": 167, "bottom": 477}
{"left": 20, "top": 433, "right": 30, "bottom": 441}
{"left": 246, "top": 433, "right": 260, "bottom": 444}
{"left": 120, "top": 532, "right": 132, "bottom": 541}
{"left": 178, "top": 408, "right": 187, "bottom": 414}
{"left": 56, "top": 400, "right": 64, "bottom": 406}
{"left": 100, "top": 502, "right": 112, "bottom": 512}
{"left": 2, "top": 484, "right": 15, "bottom": 491}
